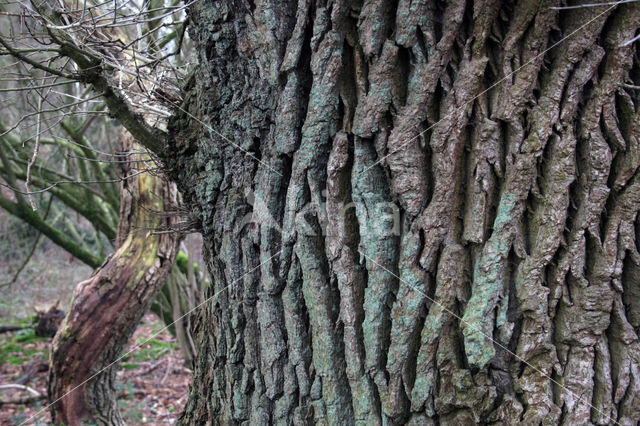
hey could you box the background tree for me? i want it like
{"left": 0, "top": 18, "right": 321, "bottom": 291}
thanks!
{"left": 47, "top": 130, "right": 182, "bottom": 425}
{"left": 3, "top": 0, "right": 640, "bottom": 424}
{"left": 0, "top": 2, "right": 201, "bottom": 423}
{"left": 0, "top": 118, "right": 120, "bottom": 272}
{"left": 0, "top": 110, "right": 202, "bottom": 365}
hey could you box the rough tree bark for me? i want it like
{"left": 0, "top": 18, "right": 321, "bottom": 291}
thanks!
{"left": 48, "top": 131, "right": 181, "bottom": 425}
{"left": 162, "top": 0, "right": 640, "bottom": 424}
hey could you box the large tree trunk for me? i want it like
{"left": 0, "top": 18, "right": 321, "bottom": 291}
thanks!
{"left": 48, "top": 131, "right": 181, "bottom": 425}
{"left": 167, "top": 1, "right": 640, "bottom": 424}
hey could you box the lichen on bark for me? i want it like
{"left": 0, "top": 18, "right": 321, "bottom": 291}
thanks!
{"left": 165, "top": 1, "right": 640, "bottom": 424}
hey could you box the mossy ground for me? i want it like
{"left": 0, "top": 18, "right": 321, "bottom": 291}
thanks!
{"left": 0, "top": 328, "right": 48, "bottom": 366}
{"left": 122, "top": 337, "right": 179, "bottom": 365}
{"left": 0, "top": 313, "right": 190, "bottom": 425}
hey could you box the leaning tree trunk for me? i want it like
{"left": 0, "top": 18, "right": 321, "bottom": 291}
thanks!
{"left": 48, "top": 131, "right": 181, "bottom": 425}
{"left": 167, "top": 1, "right": 640, "bottom": 424}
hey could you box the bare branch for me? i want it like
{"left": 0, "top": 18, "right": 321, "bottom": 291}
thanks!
{"left": 0, "top": 79, "right": 75, "bottom": 92}
{"left": 0, "top": 36, "right": 76, "bottom": 79}
{"left": 25, "top": 90, "right": 44, "bottom": 210}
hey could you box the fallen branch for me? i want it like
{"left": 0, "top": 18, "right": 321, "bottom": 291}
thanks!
{"left": 160, "top": 357, "right": 171, "bottom": 384}
{"left": 0, "top": 384, "right": 46, "bottom": 408}
{"left": 171, "top": 365, "right": 192, "bottom": 375}
{"left": 0, "top": 395, "right": 45, "bottom": 406}
{"left": 137, "top": 359, "right": 165, "bottom": 376}
{"left": 0, "top": 325, "right": 28, "bottom": 334}
{"left": 117, "top": 387, "right": 177, "bottom": 399}
{"left": 0, "top": 383, "right": 42, "bottom": 397}
{"left": 17, "top": 358, "right": 49, "bottom": 385}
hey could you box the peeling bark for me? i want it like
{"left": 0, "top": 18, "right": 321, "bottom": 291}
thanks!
{"left": 48, "top": 132, "right": 181, "bottom": 425}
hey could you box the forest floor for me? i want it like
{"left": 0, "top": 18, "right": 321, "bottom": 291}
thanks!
{"left": 0, "top": 313, "right": 191, "bottom": 425}
{"left": 0, "top": 246, "right": 92, "bottom": 319}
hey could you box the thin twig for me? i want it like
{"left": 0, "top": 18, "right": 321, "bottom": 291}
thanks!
{"left": 25, "top": 92, "right": 43, "bottom": 210}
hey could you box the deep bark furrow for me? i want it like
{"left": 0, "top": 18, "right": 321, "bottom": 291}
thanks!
{"left": 351, "top": 137, "right": 399, "bottom": 405}
{"left": 167, "top": 1, "right": 640, "bottom": 424}
{"left": 282, "top": 259, "right": 315, "bottom": 423}
{"left": 510, "top": 10, "right": 610, "bottom": 423}
{"left": 385, "top": 13, "right": 493, "bottom": 415}
{"left": 551, "top": 7, "right": 640, "bottom": 425}
{"left": 386, "top": 231, "right": 431, "bottom": 420}
{"left": 327, "top": 132, "right": 379, "bottom": 423}
{"left": 385, "top": 0, "right": 467, "bottom": 217}
{"left": 254, "top": 160, "right": 291, "bottom": 414}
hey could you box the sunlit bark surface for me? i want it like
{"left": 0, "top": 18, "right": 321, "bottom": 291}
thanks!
{"left": 168, "top": 1, "right": 640, "bottom": 424}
